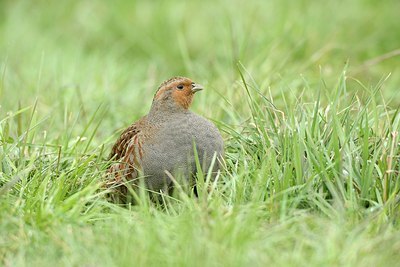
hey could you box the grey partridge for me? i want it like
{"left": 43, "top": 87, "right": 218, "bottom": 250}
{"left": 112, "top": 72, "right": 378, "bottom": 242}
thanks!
{"left": 107, "top": 76, "right": 224, "bottom": 200}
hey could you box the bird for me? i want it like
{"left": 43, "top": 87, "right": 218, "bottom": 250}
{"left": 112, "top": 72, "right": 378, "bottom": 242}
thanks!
{"left": 107, "top": 76, "right": 224, "bottom": 202}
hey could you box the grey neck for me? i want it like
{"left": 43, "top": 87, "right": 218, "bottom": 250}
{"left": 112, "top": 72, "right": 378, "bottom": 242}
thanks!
{"left": 147, "top": 100, "right": 188, "bottom": 123}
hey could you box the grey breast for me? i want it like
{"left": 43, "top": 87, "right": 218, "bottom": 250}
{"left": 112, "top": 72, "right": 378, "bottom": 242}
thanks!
{"left": 141, "top": 112, "right": 223, "bottom": 191}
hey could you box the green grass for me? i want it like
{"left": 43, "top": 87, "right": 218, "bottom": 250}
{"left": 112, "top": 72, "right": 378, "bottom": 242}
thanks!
{"left": 1, "top": 0, "right": 400, "bottom": 266}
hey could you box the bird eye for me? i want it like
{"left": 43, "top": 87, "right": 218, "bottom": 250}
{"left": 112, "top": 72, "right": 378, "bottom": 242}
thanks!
{"left": 177, "top": 84, "right": 184, "bottom": 90}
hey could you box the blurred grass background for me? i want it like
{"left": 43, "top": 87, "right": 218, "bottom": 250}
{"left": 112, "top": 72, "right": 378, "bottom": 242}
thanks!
{"left": 1, "top": 0, "right": 400, "bottom": 266}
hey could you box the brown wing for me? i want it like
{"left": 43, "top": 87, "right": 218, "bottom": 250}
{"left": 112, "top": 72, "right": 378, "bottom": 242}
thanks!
{"left": 108, "top": 116, "right": 146, "bottom": 161}
{"left": 107, "top": 117, "right": 147, "bottom": 201}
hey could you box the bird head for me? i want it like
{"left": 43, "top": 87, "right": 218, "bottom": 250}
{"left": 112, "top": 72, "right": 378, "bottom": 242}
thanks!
{"left": 152, "top": 77, "right": 203, "bottom": 110}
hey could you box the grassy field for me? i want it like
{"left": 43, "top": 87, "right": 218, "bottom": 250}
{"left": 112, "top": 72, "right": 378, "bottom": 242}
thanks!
{"left": 1, "top": 0, "right": 400, "bottom": 266}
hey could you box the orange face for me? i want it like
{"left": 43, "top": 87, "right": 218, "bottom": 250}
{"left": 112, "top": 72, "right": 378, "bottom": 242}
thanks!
{"left": 154, "top": 77, "right": 203, "bottom": 109}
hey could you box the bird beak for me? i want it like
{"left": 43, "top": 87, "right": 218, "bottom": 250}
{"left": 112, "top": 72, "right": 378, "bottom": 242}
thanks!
{"left": 191, "top": 83, "right": 204, "bottom": 93}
